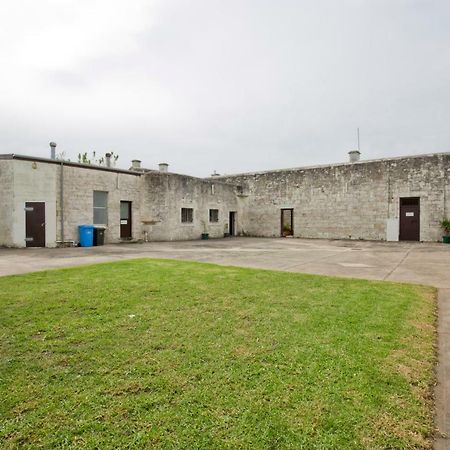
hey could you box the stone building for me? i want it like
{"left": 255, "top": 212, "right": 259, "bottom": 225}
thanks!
{"left": 0, "top": 151, "right": 449, "bottom": 247}
{"left": 218, "top": 152, "right": 450, "bottom": 243}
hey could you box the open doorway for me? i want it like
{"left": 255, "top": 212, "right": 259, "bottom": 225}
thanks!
{"left": 281, "top": 208, "right": 294, "bottom": 237}
{"left": 229, "top": 211, "right": 236, "bottom": 236}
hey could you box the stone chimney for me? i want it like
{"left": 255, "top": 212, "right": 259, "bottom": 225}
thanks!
{"left": 348, "top": 150, "right": 361, "bottom": 163}
{"left": 50, "top": 142, "right": 57, "bottom": 159}
{"left": 105, "top": 153, "right": 112, "bottom": 168}
{"left": 159, "top": 163, "right": 169, "bottom": 173}
{"left": 131, "top": 160, "right": 141, "bottom": 170}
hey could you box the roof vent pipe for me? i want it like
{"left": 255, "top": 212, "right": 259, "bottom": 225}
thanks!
{"left": 105, "top": 152, "right": 112, "bottom": 168}
{"left": 131, "top": 160, "right": 141, "bottom": 170}
{"left": 159, "top": 163, "right": 168, "bottom": 173}
{"left": 50, "top": 142, "right": 57, "bottom": 159}
{"left": 348, "top": 150, "right": 361, "bottom": 163}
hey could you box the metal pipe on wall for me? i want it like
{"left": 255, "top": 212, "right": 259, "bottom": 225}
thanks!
{"left": 60, "top": 158, "right": 64, "bottom": 245}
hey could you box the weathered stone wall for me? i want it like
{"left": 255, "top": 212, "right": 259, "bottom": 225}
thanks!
{"left": 140, "top": 172, "right": 238, "bottom": 241}
{"left": 219, "top": 153, "right": 450, "bottom": 242}
{"left": 0, "top": 159, "right": 143, "bottom": 247}
{"left": 2, "top": 152, "right": 449, "bottom": 246}
{"left": 0, "top": 160, "right": 14, "bottom": 246}
{"left": 57, "top": 164, "right": 143, "bottom": 244}
{"left": 3, "top": 160, "right": 58, "bottom": 247}
{"left": 386, "top": 154, "right": 450, "bottom": 242}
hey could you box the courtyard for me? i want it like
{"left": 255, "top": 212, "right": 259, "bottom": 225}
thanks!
{"left": 0, "top": 238, "right": 449, "bottom": 448}
{"left": 0, "top": 237, "right": 449, "bottom": 288}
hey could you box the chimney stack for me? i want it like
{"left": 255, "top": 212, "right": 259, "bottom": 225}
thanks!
{"left": 159, "top": 163, "right": 169, "bottom": 173}
{"left": 105, "top": 153, "right": 112, "bottom": 168}
{"left": 130, "top": 160, "right": 141, "bottom": 170}
{"left": 348, "top": 150, "right": 361, "bottom": 163}
{"left": 50, "top": 142, "right": 57, "bottom": 159}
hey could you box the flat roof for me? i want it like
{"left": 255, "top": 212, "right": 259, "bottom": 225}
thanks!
{"left": 0, "top": 153, "right": 238, "bottom": 186}
{"left": 0, "top": 154, "right": 141, "bottom": 176}
{"left": 210, "top": 151, "right": 450, "bottom": 178}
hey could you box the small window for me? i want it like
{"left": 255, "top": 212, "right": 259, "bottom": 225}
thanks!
{"left": 93, "top": 191, "right": 108, "bottom": 225}
{"left": 209, "top": 209, "right": 219, "bottom": 223}
{"left": 181, "top": 208, "right": 193, "bottom": 223}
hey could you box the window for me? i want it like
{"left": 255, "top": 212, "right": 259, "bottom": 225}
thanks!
{"left": 209, "top": 209, "right": 219, "bottom": 223}
{"left": 181, "top": 208, "right": 193, "bottom": 223}
{"left": 93, "top": 191, "right": 108, "bottom": 225}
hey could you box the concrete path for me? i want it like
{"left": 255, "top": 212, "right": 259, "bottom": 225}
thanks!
{"left": 0, "top": 237, "right": 449, "bottom": 447}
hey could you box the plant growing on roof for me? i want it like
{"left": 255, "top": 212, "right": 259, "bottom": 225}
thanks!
{"left": 77, "top": 151, "right": 119, "bottom": 166}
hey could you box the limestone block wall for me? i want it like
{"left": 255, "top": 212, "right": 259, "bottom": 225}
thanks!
{"left": 5, "top": 160, "right": 58, "bottom": 247}
{"left": 140, "top": 172, "right": 238, "bottom": 241}
{"left": 219, "top": 153, "right": 450, "bottom": 242}
{"left": 0, "top": 160, "right": 14, "bottom": 246}
{"left": 386, "top": 153, "right": 450, "bottom": 242}
{"left": 57, "top": 165, "right": 143, "bottom": 244}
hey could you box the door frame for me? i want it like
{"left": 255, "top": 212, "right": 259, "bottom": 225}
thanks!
{"left": 399, "top": 197, "right": 420, "bottom": 241}
{"left": 120, "top": 201, "right": 132, "bottom": 239}
{"left": 25, "top": 201, "right": 46, "bottom": 247}
{"left": 281, "top": 208, "right": 294, "bottom": 237}
{"left": 229, "top": 211, "right": 236, "bottom": 236}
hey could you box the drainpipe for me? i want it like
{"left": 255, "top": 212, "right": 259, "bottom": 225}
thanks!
{"left": 60, "top": 158, "right": 64, "bottom": 245}
{"left": 51, "top": 141, "right": 65, "bottom": 245}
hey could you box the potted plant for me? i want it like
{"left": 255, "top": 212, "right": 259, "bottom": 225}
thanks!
{"left": 441, "top": 218, "right": 450, "bottom": 244}
{"left": 201, "top": 220, "right": 209, "bottom": 240}
{"left": 282, "top": 224, "right": 293, "bottom": 237}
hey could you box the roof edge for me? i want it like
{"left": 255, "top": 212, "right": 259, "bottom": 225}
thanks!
{"left": 0, "top": 153, "right": 141, "bottom": 176}
{"left": 209, "top": 151, "right": 450, "bottom": 179}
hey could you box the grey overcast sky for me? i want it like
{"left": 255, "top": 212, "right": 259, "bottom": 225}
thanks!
{"left": 0, "top": 0, "right": 449, "bottom": 176}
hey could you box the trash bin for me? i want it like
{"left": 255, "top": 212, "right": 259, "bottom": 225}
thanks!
{"left": 94, "top": 227, "right": 105, "bottom": 246}
{"left": 78, "top": 224, "right": 94, "bottom": 247}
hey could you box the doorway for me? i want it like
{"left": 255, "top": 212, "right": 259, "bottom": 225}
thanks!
{"left": 25, "top": 202, "right": 46, "bottom": 247}
{"left": 281, "top": 208, "right": 294, "bottom": 237}
{"left": 120, "top": 201, "right": 132, "bottom": 239}
{"left": 229, "top": 211, "right": 236, "bottom": 236}
{"left": 399, "top": 197, "right": 420, "bottom": 241}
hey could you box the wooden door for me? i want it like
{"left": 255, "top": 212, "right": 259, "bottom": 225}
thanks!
{"left": 120, "top": 201, "right": 132, "bottom": 239}
{"left": 399, "top": 198, "right": 420, "bottom": 241}
{"left": 25, "top": 202, "right": 46, "bottom": 247}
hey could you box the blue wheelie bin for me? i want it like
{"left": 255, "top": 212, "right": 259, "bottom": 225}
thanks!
{"left": 78, "top": 224, "right": 94, "bottom": 247}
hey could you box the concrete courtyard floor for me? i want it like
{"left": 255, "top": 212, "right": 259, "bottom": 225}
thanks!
{"left": 0, "top": 237, "right": 449, "bottom": 447}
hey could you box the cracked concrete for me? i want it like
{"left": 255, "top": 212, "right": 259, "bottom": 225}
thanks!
{"left": 0, "top": 237, "right": 449, "bottom": 447}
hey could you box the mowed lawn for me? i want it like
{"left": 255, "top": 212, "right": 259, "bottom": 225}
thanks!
{"left": 0, "top": 259, "right": 436, "bottom": 449}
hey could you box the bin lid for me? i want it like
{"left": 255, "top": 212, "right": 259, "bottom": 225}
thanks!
{"left": 79, "top": 224, "right": 94, "bottom": 229}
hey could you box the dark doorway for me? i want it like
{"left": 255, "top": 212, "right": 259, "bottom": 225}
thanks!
{"left": 25, "top": 202, "right": 46, "bottom": 247}
{"left": 399, "top": 197, "right": 420, "bottom": 241}
{"left": 229, "top": 211, "right": 236, "bottom": 236}
{"left": 281, "top": 208, "right": 294, "bottom": 237}
{"left": 120, "top": 201, "right": 132, "bottom": 239}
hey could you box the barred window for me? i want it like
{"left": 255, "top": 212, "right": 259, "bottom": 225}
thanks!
{"left": 181, "top": 208, "right": 193, "bottom": 223}
{"left": 93, "top": 191, "right": 108, "bottom": 225}
{"left": 209, "top": 209, "right": 219, "bottom": 223}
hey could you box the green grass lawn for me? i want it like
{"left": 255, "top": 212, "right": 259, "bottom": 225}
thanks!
{"left": 0, "top": 259, "right": 436, "bottom": 449}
